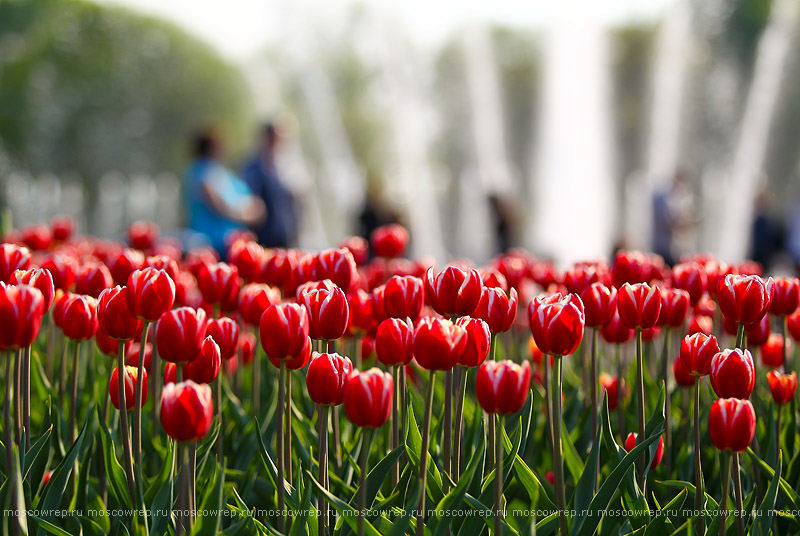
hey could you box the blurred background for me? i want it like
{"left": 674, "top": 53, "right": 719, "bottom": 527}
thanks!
{"left": 2, "top": 0, "right": 800, "bottom": 270}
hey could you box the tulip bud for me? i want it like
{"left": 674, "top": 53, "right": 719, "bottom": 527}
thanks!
{"left": 51, "top": 215, "right": 76, "bottom": 241}
{"left": 160, "top": 380, "right": 214, "bottom": 442}
{"left": 710, "top": 349, "right": 755, "bottom": 399}
{"left": 600, "top": 305, "right": 634, "bottom": 345}
{"left": 197, "top": 262, "right": 241, "bottom": 311}
{"left": 75, "top": 262, "right": 113, "bottom": 298}
{"left": 298, "top": 285, "right": 350, "bottom": 340}
{"left": 55, "top": 293, "right": 98, "bottom": 340}
{"left": 383, "top": 275, "right": 425, "bottom": 320}
{"left": 107, "top": 248, "right": 145, "bottom": 286}
{"left": 767, "top": 371, "right": 797, "bottom": 405}
{"left": 262, "top": 249, "right": 297, "bottom": 294}
{"left": 599, "top": 373, "right": 625, "bottom": 410}
{"left": 155, "top": 307, "right": 207, "bottom": 363}
{"left": 126, "top": 342, "right": 153, "bottom": 373}
{"left": 770, "top": 277, "right": 800, "bottom": 316}
{"left": 370, "top": 224, "right": 409, "bottom": 259}
{"left": 0, "top": 283, "right": 45, "bottom": 350}
{"left": 316, "top": 248, "right": 358, "bottom": 292}
{"left": 686, "top": 314, "right": 713, "bottom": 336}
{"left": 678, "top": 333, "right": 720, "bottom": 377}
{"left": 205, "top": 317, "right": 239, "bottom": 360}
{"left": 343, "top": 368, "right": 393, "bottom": 427}
{"left": 347, "top": 289, "right": 377, "bottom": 337}
{"left": 413, "top": 317, "right": 467, "bottom": 371}
{"left": 0, "top": 243, "right": 31, "bottom": 283}
{"left": 580, "top": 282, "right": 616, "bottom": 328}
{"left": 10, "top": 267, "right": 55, "bottom": 313}
{"left": 708, "top": 398, "right": 756, "bottom": 452}
{"left": 475, "top": 360, "right": 531, "bottom": 415}
{"left": 717, "top": 274, "right": 774, "bottom": 325}
{"left": 259, "top": 303, "right": 310, "bottom": 361}
{"left": 788, "top": 310, "right": 800, "bottom": 342}
{"left": 530, "top": 294, "right": 585, "bottom": 357}
{"left": 611, "top": 250, "right": 650, "bottom": 286}
{"left": 339, "top": 236, "right": 369, "bottom": 266}
{"left": 479, "top": 269, "right": 508, "bottom": 292}
{"left": 425, "top": 266, "right": 482, "bottom": 317}
{"left": 760, "top": 333, "right": 788, "bottom": 369}
{"left": 624, "top": 433, "right": 664, "bottom": 468}
{"left": 306, "top": 352, "right": 354, "bottom": 406}
{"left": 657, "top": 288, "right": 690, "bottom": 328}
{"left": 671, "top": 262, "right": 707, "bottom": 306}
{"left": 128, "top": 221, "right": 159, "bottom": 250}
{"left": 617, "top": 283, "right": 661, "bottom": 330}
{"left": 240, "top": 332, "right": 256, "bottom": 365}
{"left": 40, "top": 253, "right": 78, "bottom": 291}
{"left": 375, "top": 318, "right": 414, "bottom": 367}
{"left": 473, "top": 286, "right": 518, "bottom": 333}
{"left": 456, "top": 316, "right": 491, "bottom": 368}
{"left": 562, "top": 265, "right": 599, "bottom": 295}
{"left": 126, "top": 268, "right": 176, "bottom": 322}
{"left": 97, "top": 286, "right": 144, "bottom": 341}
{"left": 19, "top": 224, "right": 53, "bottom": 251}
{"left": 184, "top": 336, "right": 221, "bottom": 384}
{"left": 97, "top": 330, "right": 131, "bottom": 357}
{"left": 227, "top": 239, "right": 264, "bottom": 283}
{"left": 673, "top": 358, "right": 696, "bottom": 387}
{"left": 746, "top": 315, "right": 770, "bottom": 346}
{"left": 238, "top": 283, "right": 280, "bottom": 326}
{"left": 370, "top": 285, "right": 388, "bottom": 324}
{"left": 361, "top": 336, "right": 376, "bottom": 361}
{"left": 109, "top": 365, "right": 147, "bottom": 410}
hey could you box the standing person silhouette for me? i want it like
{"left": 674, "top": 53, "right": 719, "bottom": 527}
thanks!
{"left": 241, "top": 123, "right": 298, "bottom": 248}
{"left": 184, "top": 129, "right": 265, "bottom": 255}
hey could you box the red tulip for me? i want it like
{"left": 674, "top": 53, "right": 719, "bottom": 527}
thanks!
{"left": 709, "top": 398, "right": 756, "bottom": 452}
{"left": 678, "top": 333, "right": 719, "bottom": 377}
{"left": 0, "top": 283, "right": 45, "bottom": 350}
{"left": 580, "top": 282, "right": 616, "bottom": 328}
{"left": 155, "top": 307, "right": 207, "bottom": 363}
{"left": 239, "top": 332, "right": 256, "bottom": 365}
{"left": 50, "top": 215, "right": 76, "bottom": 241}
{"left": 375, "top": 318, "right": 414, "bottom": 367}
{"left": 673, "top": 358, "right": 696, "bottom": 387}
{"left": 658, "top": 288, "right": 690, "bottom": 328}
{"left": 361, "top": 335, "right": 376, "bottom": 361}
{"left": 160, "top": 380, "right": 214, "bottom": 442}
{"left": 197, "top": 262, "right": 240, "bottom": 311}
{"left": 694, "top": 295, "right": 717, "bottom": 317}
{"left": 760, "top": 333, "right": 788, "bottom": 369}
{"left": 185, "top": 247, "right": 219, "bottom": 278}
{"left": 744, "top": 315, "right": 770, "bottom": 346}
{"left": 128, "top": 221, "right": 159, "bottom": 250}
{"left": 144, "top": 255, "right": 180, "bottom": 281}
{"left": 716, "top": 274, "right": 774, "bottom": 325}
{"left": 611, "top": 250, "right": 650, "bottom": 286}
{"left": 562, "top": 265, "right": 599, "bottom": 295}
{"left": 262, "top": 249, "right": 297, "bottom": 294}
{"left": 370, "top": 224, "right": 409, "bottom": 258}
{"left": 455, "top": 316, "right": 491, "bottom": 368}
{"left": 205, "top": 317, "right": 239, "bottom": 360}
{"left": 600, "top": 304, "right": 634, "bottom": 344}
{"left": 40, "top": 253, "right": 78, "bottom": 291}
{"left": 789, "top": 310, "right": 800, "bottom": 342}
{"left": 343, "top": 368, "right": 393, "bottom": 427}
{"left": 370, "top": 285, "right": 388, "bottom": 324}
{"left": 686, "top": 314, "right": 713, "bottom": 336}
{"left": 339, "top": 236, "right": 369, "bottom": 266}
{"left": 107, "top": 248, "right": 144, "bottom": 286}
{"left": 478, "top": 269, "right": 508, "bottom": 292}
{"left": 599, "top": 373, "right": 624, "bottom": 409}
{"left": 184, "top": 336, "right": 221, "bottom": 384}
{"left": 770, "top": 277, "right": 800, "bottom": 316}
{"left": 617, "top": 283, "right": 661, "bottom": 330}
{"left": 299, "top": 285, "right": 349, "bottom": 340}
{"left": 383, "top": 275, "right": 425, "bottom": 320}
{"left": 671, "top": 262, "right": 707, "bottom": 306}
{"left": 767, "top": 371, "right": 797, "bottom": 405}
{"left": 624, "top": 433, "right": 664, "bottom": 468}
{"left": 475, "top": 360, "right": 531, "bottom": 415}
{"left": 126, "top": 268, "right": 176, "bottom": 322}
{"left": 97, "top": 330, "right": 131, "bottom": 357}
{"left": 97, "top": 286, "right": 144, "bottom": 341}
{"left": 347, "top": 289, "right": 377, "bottom": 336}
{"left": 19, "top": 224, "right": 53, "bottom": 251}
{"left": 54, "top": 293, "right": 97, "bottom": 340}
{"left": 414, "top": 317, "right": 468, "bottom": 370}
{"left": 10, "top": 268, "right": 55, "bottom": 313}
{"left": 0, "top": 243, "right": 31, "bottom": 282}
{"left": 296, "top": 279, "right": 336, "bottom": 300}
{"left": 259, "top": 303, "right": 310, "bottom": 361}
{"left": 316, "top": 248, "right": 358, "bottom": 292}
{"left": 703, "top": 260, "right": 733, "bottom": 300}
{"left": 530, "top": 294, "right": 585, "bottom": 357}
{"left": 74, "top": 262, "right": 113, "bottom": 298}
{"left": 238, "top": 283, "right": 280, "bottom": 326}
{"left": 109, "top": 365, "right": 147, "bottom": 410}
{"left": 126, "top": 342, "right": 153, "bottom": 373}
{"left": 425, "top": 266, "right": 482, "bottom": 317}
{"left": 473, "top": 286, "right": 518, "bottom": 333}
{"left": 306, "top": 352, "right": 354, "bottom": 406}
{"left": 227, "top": 239, "right": 264, "bottom": 283}
{"left": 710, "top": 349, "right": 755, "bottom": 399}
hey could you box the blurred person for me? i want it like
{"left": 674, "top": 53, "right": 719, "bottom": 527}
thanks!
{"left": 241, "top": 123, "right": 298, "bottom": 247}
{"left": 787, "top": 185, "right": 800, "bottom": 266}
{"left": 358, "top": 175, "right": 401, "bottom": 247}
{"left": 184, "top": 129, "right": 265, "bottom": 255}
{"left": 749, "top": 185, "right": 783, "bottom": 273}
{"left": 651, "top": 169, "right": 696, "bottom": 266}
{"left": 488, "top": 193, "right": 521, "bottom": 255}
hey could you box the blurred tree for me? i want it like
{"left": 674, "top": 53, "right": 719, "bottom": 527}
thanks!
{"left": 0, "top": 0, "right": 254, "bottom": 183}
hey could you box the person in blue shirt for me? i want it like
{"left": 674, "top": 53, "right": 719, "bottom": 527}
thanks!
{"left": 241, "top": 123, "right": 298, "bottom": 247}
{"left": 184, "top": 130, "right": 265, "bottom": 254}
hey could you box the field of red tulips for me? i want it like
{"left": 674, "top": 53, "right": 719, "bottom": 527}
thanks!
{"left": 1, "top": 219, "right": 799, "bottom": 536}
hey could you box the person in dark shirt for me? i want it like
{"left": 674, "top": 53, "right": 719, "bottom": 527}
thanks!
{"left": 241, "top": 123, "right": 298, "bottom": 247}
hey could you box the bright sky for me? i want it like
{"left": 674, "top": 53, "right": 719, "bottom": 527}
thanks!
{"left": 94, "top": 0, "right": 671, "bottom": 61}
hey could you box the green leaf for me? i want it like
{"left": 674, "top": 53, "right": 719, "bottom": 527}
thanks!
{"left": 747, "top": 447, "right": 800, "bottom": 511}
{"left": 560, "top": 418, "right": 584, "bottom": 486}
{"left": 387, "top": 484, "right": 421, "bottom": 536}
{"left": 28, "top": 516, "right": 71, "bottom": 536}
{"left": 191, "top": 461, "right": 226, "bottom": 536}
{"left": 573, "top": 396, "right": 603, "bottom": 526}
{"left": 644, "top": 487, "right": 687, "bottom": 536}
{"left": 753, "top": 451, "right": 782, "bottom": 536}
{"left": 404, "top": 396, "right": 444, "bottom": 502}
{"left": 149, "top": 444, "right": 176, "bottom": 536}
{"left": 433, "top": 428, "right": 485, "bottom": 536}
{"left": 145, "top": 435, "right": 174, "bottom": 504}
{"left": 462, "top": 493, "right": 520, "bottom": 536}
{"left": 98, "top": 413, "right": 133, "bottom": 510}
{"left": 22, "top": 425, "right": 51, "bottom": 482}
{"left": 306, "top": 470, "right": 382, "bottom": 536}
{"left": 514, "top": 455, "right": 554, "bottom": 510}
{"left": 350, "top": 443, "right": 405, "bottom": 509}
{"left": 288, "top": 472, "right": 312, "bottom": 536}
{"left": 254, "top": 417, "right": 298, "bottom": 508}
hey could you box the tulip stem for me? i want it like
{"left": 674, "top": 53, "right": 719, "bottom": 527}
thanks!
{"left": 443, "top": 368, "right": 452, "bottom": 488}
{"left": 189, "top": 442, "right": 197, "bottom": 526}
{"left": 590, "top": 327, "right": 598, "bottom": 449}
{"left": 543, "top": 350, "right": 553, "bottom": 454}
{"left": 133, "top": 321, "right": 149, "bottom": 472}
{"left": 68, "top": 341, "right": 81, "bottom": 445}
{"left": 23, "top": 345, "right": 31, "bottom": 452}
{"left": 4, "top": 353, "right": 16, "bottom": 534}
{"left": 661, "top": 328, "right": 671, "bottom": 476}
{"left": 735, "top": 322, "right": 745, "bottom": 350}
{"left": 58, "top": 338, "right": 67, "bottom": 405}
{"left": 488, "top": 333, "right": 499, "bottom": 468}
{"left": 720, "top": 452, "right": 732, "bottom": 536}
{"left": 117, "top": 341, "right": 137, "bottom": 512}
{"left": 453, "top": 365, "right": 469, "bottom": 480}
{"left": 416, "top": 369, "right": 436, "bottom": 536}
{"left": 551, "top": 355, "right": 567, "bottom": 536}
{"left": 693, "top": 376, "right": 704, "bottom": 534}
{"left": 732, "top": 452, "right": 745, "bottom": 536}
{"left": 358, "top": 428, "right": 373, "bottom": 536}
{"left": 776, "top": 403, "right": 783, "bottom": 455}
{"left": 616, "top": 344, "right": 624, "bottom": 440}
{"left": 391, "top": 365, "right": 399, "bottom": 486}
{"left": 14, "top": 349, "right": 21, "bottom": 446}
{"left": 277, "top": 361, "right": 286, "bottom": 532}
{"left": 494, "top": 414, "right": 504, "bottom": 536}
{"left": 318, "top": 404, "right": 329, "bottom": 536}
{"left": 635, "top": 329, "right": 646, "bottom": 495}
{"left": 151, "top": 340, "right": 161, "bottom": 436}
{"left": 216, "top": 373, "right": 223, "bottom": 463}
{"left": 285, "top": 370, "right": 293, "bottom": 482}
{"left": 253, "top": 330, "right": 261, "bottom": 414}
